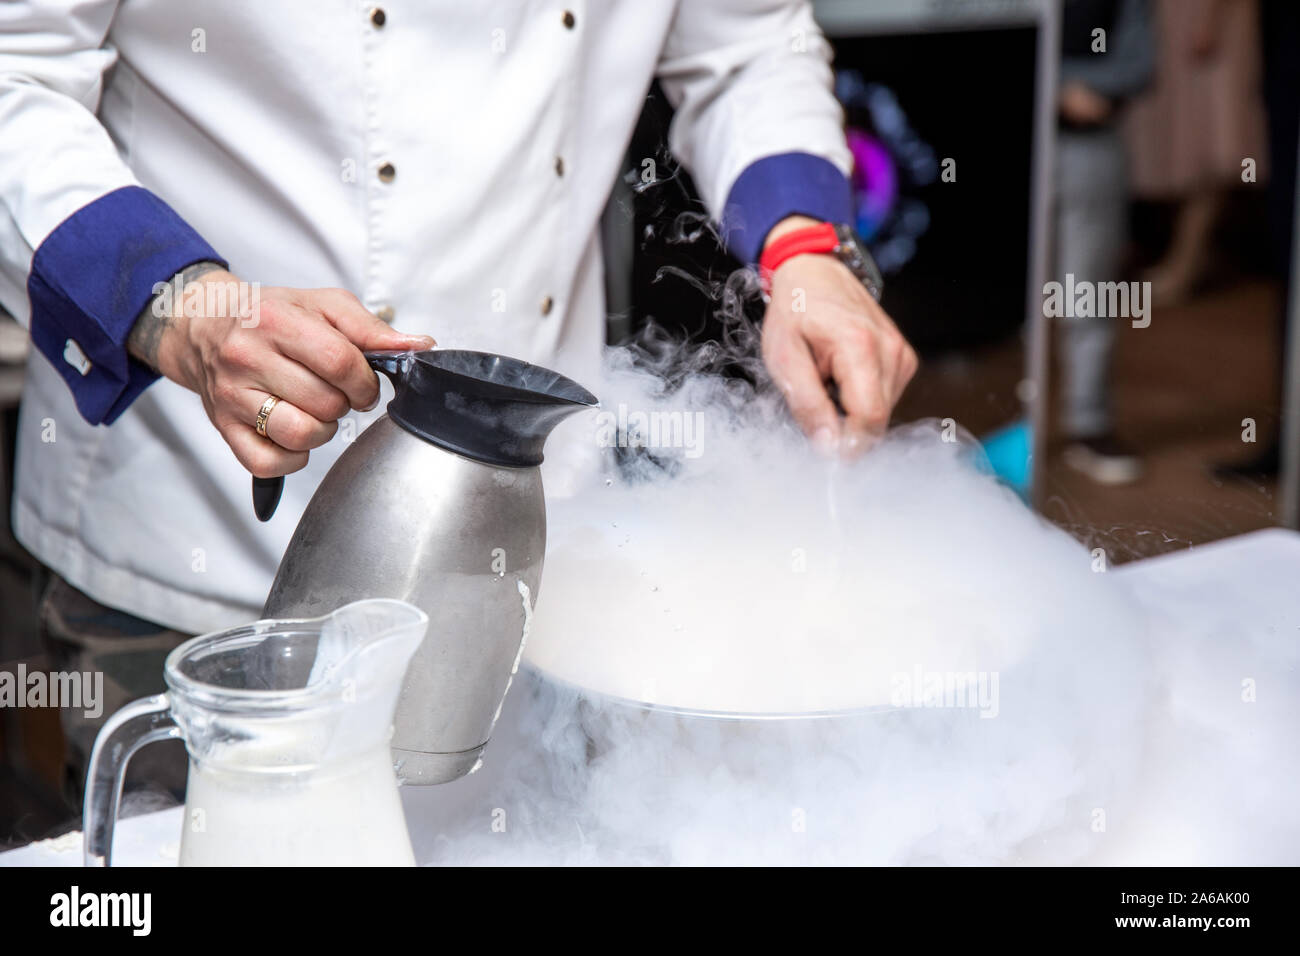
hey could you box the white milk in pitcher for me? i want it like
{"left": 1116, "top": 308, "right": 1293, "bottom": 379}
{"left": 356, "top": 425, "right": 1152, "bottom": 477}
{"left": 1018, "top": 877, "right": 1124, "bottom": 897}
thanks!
{"left": 178, "top": 747, "right": 414, "bottom": 866}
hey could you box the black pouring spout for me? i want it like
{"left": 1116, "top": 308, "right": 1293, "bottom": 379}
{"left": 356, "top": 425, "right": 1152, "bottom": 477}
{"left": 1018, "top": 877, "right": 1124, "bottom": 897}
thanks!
{"left": 367, "top": 348, "right": 599, "bottom": 466}
{"left": 252, "top": 349, "right": 598, "bottom": 521}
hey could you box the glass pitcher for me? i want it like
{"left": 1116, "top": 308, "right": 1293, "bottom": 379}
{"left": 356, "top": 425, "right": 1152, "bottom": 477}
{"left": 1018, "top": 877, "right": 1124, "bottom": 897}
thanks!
{"left": 83, "top": 599, "right": 427, "bottom": 867}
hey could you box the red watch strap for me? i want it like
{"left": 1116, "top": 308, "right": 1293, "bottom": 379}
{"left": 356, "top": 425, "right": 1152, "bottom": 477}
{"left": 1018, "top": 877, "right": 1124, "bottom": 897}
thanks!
{"left": 758, "top": 222, "right": 838, "bottom": 291}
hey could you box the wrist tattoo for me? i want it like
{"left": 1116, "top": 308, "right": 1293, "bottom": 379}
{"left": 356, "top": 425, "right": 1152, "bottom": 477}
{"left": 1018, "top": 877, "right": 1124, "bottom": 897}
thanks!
{"left": 128, "top": 260, "right": 224, "bottom": 372}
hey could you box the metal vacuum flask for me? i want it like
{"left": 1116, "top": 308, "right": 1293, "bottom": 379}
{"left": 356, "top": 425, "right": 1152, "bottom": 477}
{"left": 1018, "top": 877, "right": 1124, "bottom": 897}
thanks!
{"left": 259, "top": 349, "right": 597, "bottom": 784}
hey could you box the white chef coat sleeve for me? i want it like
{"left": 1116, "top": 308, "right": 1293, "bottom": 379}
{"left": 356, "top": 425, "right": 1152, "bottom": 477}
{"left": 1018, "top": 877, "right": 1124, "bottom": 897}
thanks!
{"left": 0, "top": 0, "right": 226, "bottom": 425}
{"left": 655, "top": 0, "right": 855, "bottom": 264}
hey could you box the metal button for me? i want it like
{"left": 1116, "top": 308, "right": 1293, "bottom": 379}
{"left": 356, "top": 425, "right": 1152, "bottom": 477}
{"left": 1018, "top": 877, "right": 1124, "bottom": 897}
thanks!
{"left": 63, "top": 339, "right": 91, "bottom": 376}
{"left": 562, "top": 10, "right": 575, "bottom": 29}
{"left": 540, "top": 295, "right": 554, "bottom": 316}
{"left": 376, "top": 305, "right": 395, "bottom": 323}
{"left": 554, "top": 156, "right": 564, "bottom": 177}
{"left": 377, "top": 162, "right": 396, "bottom": 183}
{"left": 370, "top": 7, "right": 386, "bottom": 28}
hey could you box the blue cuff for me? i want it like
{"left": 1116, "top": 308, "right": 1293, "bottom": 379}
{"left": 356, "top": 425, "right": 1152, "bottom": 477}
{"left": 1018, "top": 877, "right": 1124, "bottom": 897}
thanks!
{"left": 720, "top": 152, "right": 855, "bottom": 265}
{"left": 27, "top": 186, "right": 226, "bottom": 425}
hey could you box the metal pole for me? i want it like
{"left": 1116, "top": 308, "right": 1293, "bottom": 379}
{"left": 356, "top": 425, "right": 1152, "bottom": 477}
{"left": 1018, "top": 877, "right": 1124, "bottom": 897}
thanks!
{"left": 1026, "top": 0, "right": 1060, "bottom": 509}
{"left": 1279, "top": 132, "right": 1300, "bottom": 528}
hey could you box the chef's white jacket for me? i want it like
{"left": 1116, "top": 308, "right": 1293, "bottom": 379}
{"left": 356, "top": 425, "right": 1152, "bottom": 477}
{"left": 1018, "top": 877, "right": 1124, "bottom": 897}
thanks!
{"left": 0, "top": 0, "right": 852, "bottom": 634}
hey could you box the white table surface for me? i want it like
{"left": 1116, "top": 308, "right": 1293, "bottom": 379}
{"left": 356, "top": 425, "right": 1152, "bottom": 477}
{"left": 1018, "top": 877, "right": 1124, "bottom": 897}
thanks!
{"left": 5, "top": 527, "right": 1298, "bottom": 867}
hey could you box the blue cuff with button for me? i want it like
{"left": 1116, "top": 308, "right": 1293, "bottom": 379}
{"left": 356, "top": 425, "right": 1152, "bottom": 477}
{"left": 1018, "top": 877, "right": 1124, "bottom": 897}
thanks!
{"left": 27, "top": 186, "right": 227, "bottom": 425}
{"left": 721, "top": 152, "right": 855, "bottom": 266}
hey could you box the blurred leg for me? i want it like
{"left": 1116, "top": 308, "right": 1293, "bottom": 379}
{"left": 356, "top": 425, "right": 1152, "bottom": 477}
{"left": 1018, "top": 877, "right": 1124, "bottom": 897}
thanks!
{"left": 1056, "top": 129, "right": 1127, "bottom": 439}
{"left": 39, "top": 572, "right": 191, "bottom": 812}
{"left": 1144, "top": 191, "right": 1224, "bottom": 307}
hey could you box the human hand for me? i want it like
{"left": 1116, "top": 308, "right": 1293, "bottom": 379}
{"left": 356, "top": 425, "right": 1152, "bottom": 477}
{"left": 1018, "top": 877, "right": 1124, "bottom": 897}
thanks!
{"left": 1059, "top": 82, "right": 1113, "bottom": 125}
{"left": 130, "top": 266, "right": 434, "bottom": 477}
{"left": 760, "top": 218, "right": 918, "bottom": 458}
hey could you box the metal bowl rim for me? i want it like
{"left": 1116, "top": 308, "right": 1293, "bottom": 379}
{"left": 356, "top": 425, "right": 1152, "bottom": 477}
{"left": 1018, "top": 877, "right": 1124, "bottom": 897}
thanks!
{"left": 522, "top": 662, "right": 901, "bottom": 722}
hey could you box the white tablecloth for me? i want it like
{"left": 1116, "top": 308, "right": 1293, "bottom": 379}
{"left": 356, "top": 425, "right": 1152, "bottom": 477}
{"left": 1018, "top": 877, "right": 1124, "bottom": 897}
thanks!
{"left": 5, "top": 527, "right": 1298, "bottom": 866}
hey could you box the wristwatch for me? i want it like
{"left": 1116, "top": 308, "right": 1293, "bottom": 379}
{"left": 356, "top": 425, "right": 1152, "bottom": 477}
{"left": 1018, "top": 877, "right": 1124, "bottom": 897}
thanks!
{"left": 758, "top": 222, "right": 884, "bottom": 303}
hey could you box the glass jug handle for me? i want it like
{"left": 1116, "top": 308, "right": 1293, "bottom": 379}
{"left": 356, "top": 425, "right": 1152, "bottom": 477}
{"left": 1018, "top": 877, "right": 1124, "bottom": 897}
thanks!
{"left": 83, "top": 694, "right": 181, "bottom": 867}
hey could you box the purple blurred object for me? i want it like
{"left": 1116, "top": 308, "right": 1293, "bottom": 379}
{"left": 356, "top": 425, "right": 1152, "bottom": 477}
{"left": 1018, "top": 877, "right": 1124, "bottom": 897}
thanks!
{"left": 846, "top": 127, "right": 898, "bottom": 240}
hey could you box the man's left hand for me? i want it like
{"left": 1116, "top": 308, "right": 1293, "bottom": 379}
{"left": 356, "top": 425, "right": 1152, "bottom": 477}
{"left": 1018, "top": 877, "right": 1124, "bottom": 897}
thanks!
{"left": 760, "top": 217, "right": 918, "bottom": 458}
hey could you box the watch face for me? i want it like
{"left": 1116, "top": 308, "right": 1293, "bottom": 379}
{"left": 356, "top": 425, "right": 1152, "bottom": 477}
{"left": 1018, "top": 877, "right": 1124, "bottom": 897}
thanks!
{"left": 833, "top": 224, "right": 885, "bottom": 301}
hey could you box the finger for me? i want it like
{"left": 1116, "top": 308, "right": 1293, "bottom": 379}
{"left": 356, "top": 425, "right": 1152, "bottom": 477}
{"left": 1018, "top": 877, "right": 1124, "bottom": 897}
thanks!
{"left": 764, "top": 324, "right": 841, "bottom": 454}
{"left": 237, "top": 390, "right": 338, "bottom": 452}
{"left": 310, "top": 288, "right": 435, "bottom": 353}
{"left": 251, "top": 353, "right": 353, "bottom": 424}
{"left": 222, "top": 422, "right": 310, "bottom": 479}
{"left": 892, "top": 341, "right": 920, "bottom": 404}
{"left": 271, "top": 316, "right": 388, "bottom": 412}
{"left": 830, "top": 334, "right": 892, "bottom": 451}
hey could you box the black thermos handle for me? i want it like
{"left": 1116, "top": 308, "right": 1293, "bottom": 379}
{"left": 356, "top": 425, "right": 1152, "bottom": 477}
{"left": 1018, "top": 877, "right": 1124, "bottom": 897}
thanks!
{"left": 252, "top": 475, "right": 284, "bottom": 522}
{"left": 249, "top": 350, "right": 412, "bottom": 521}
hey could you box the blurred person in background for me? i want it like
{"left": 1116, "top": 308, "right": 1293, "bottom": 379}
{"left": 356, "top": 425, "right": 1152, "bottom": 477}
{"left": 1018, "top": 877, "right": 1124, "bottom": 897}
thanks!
{"left": 1055, "top": 0, "right": 1154, "bottom": 485}
{"left": 1125, "top": 0, "right": 1267, "bottom": 308}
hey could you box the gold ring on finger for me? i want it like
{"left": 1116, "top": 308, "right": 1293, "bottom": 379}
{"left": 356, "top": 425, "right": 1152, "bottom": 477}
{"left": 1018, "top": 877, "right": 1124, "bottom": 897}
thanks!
{"left": 255, "top": 395, "right": 281, "bottom": 438}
